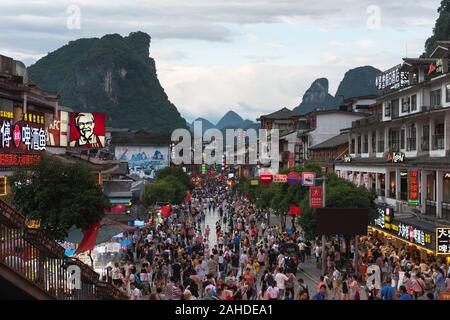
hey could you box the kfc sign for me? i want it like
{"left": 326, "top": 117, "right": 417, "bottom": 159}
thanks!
{"left": 46, "top": 111, "right": 69, "bottom": 147}
{"left": 69, "top": 112, "right": 106, "bottom": 148}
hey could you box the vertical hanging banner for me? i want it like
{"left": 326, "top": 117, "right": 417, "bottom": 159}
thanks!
{"left": 408, "top": 170, "right": 419, "bottom": 206}
{"left": 310, "top": 186, "right": 323, "bottom": 208}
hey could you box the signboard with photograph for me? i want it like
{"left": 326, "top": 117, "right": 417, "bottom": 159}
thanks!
{"left": 301, "top": 172, "right": 316, "bottom": 187}
{"left": 69, "top": 112, "right": 106, "bottom": 148}
{"left": 115, "top": 145, "right": 169, "bottom": 179}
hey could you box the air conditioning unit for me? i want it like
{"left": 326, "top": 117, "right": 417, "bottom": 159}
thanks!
{"left": 421, "top": 105, "right": 430, "bottom": 112}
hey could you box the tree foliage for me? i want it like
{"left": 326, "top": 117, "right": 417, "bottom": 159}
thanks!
{"left": 9, "top": 156, "right": 109, "bottom": 240}
{"left": 237, "top": 164, "right": 377, "bottom": 240}
{"left": 423, "top": 0, "right": 450, "bottom": 57}
{"left": 143, "top": 166, "right": 191, "bottom": 205}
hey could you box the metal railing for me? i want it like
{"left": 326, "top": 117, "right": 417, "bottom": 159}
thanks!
{"left": 441, "top": 202, "right": 450, "bottom": 221}
{"left": 0, "top": 199, "right": 128, "bottom": 300}
{"left": 425, "top": 199, "right": 436, "bottom": 216}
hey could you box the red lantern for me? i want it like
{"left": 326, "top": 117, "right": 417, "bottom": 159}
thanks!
{"left": 259, "top": 172, "right": 273, "bottom": 186}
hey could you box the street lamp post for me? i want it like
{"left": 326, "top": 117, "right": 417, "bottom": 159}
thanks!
{"left": 315, "top": 176, "right": 327, "bottom": 272}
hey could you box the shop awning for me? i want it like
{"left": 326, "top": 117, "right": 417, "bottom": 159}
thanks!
{"left": 65, "top": 219, "right": 136, "bottom": 245}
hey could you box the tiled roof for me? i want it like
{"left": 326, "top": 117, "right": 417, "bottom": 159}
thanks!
{"left": 309, "top": 133, "right": 348, "bottom": 150}
{"left": 258, "top": 107, "right": 301, "bottom": 120}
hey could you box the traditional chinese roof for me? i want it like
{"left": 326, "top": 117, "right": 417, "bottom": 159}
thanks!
{"left": 309, "top": 133, "right": 348, "bottom": 150}
{"left": 430, "top": 41, "right": 450, "bottom": 59}
{"left": 257, "top": 107, "right": 302, "bottom": 121}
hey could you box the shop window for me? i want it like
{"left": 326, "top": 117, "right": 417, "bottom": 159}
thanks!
{"left": 443, "top": 173, "right": 450, "bottom": 203}
{"left": 378, "top": 131, "right": 385, "bottom": 153}
{"left": 391, "top": 99, "right": 400, "bottom": 118}
{"left": 433, "top": 122, "right": 444, "bottom": 150}
{"left": 431, "top": 89, "right": 442, "bottom": 108}
{"left": 446, "top": 84, "right": 450, "bottom": 103}
{"left": 0, "top": 176, "right": 6, "bottom": 196}
{"left": 411, "top": 95, "right": 417, "bottom": 111}
{"left": 427, "top": 173, "right": 436, "bottom": 201}
{"left": 400, "top": 171, "right": 408, "bottom": 201}
{"left": 407, "top": 125, "right": 416, "bottom": 151}
{"left": 363, "top": 134, "right": 368, "bottom": 153}
{"left": 389, "top": 171, "right": 396, "bottom": 198}
{"left": 385, "top": 102, "right": 391, "bottom": 117}
{"left": 371, "top": 131, "right": 376, "bottom": 153}
{"left": 422, "top": 125, "right": 430, "bottom": 151}
{"left": 401, "top": 96, "right": 410, "bottom": 113}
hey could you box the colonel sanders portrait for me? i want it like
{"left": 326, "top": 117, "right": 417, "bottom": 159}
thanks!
{"left": 70, "top": 112, "right": 105, "bottom": 148}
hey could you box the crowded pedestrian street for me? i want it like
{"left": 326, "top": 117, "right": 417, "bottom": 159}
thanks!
{"left": 89, "top": 175, "right": 448, "bottom": 301}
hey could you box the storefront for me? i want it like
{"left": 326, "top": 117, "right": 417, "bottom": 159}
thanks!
{"left": 370, "top": 205, "right": 450, "bottom": 260}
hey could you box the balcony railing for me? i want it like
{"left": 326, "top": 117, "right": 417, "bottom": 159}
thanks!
{"left": 432, "top": 134, "right": 444, "bottom": 150}
{"left": 441, "top": 202, "right": 450, "bottom": 221}
{"left": 425, "top": 200, "right": 436, "bottom": 216}
{"left": 0, "top": 199, "right": 127, "bottom": 300}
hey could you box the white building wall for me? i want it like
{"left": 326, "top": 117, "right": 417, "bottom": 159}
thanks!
{"left": 309, "top": 113, "right": 365, "bottom": 146}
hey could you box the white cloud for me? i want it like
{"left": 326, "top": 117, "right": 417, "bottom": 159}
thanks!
{"left": 357, "top": 39, "right": 376, "bottom": 48}
{"left": 321, "top": 53, "right": 342, "bottom": 64}
{"left": 151, "top": 48, "right": 189, "bottom": 61}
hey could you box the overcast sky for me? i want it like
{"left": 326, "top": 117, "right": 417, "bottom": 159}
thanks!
{"left": 0, "top": 0, "right": 441, "bottom": 123}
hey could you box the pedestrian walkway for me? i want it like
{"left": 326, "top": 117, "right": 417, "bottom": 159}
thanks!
{"left": 203, "top": 208, "right": 219, "bottom": 246}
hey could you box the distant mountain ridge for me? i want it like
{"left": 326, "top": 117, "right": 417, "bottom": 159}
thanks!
{"left": 188, "top": 110, "right": 259, "bottom": 133}
{"left": 293, "top": 65, "right": 382, "bottom": 114}
{"left": 27, "top": 31, "right": 187, "bottom": 133}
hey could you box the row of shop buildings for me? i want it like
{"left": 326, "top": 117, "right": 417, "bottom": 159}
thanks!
{"left": 253, "top": 43, "right": 450, "bottom": 259}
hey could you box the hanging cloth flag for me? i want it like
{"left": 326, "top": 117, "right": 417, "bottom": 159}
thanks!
{"left": 288, "top": 204, "right": 301, "bottom": 215}
{"left": 161, "top": 205, "right": 172, "bottom": 218}
{"left": 185, "top": 190, "right": 192, "bottom": 202}
{"left": 75, "top": 220, "right": 101, "bottom": 253}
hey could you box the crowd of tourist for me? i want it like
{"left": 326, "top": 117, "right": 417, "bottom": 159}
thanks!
{"left": 98, "top": 175, "right": 450, "bottom": 301}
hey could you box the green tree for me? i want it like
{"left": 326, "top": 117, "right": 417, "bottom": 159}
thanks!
{"left": 156, "top": 166, "right": 193, "bottom": 189}
{"left": 423, "top": 0, "right": 450, "bottom": 57}
{"left": 9, "top": 156, "right": 109, "bottom": 240}
{"left": 143, "top": 175, "right": 187, "bottom": 205}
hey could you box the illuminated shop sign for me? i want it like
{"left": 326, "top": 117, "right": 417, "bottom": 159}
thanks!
{"left": 397, "top": 223, "right": 432, "bottom": 247}
{"left": 436, "top": 227, "right": 450, "bottom": 255}
{"left": 23, "top": 112, "right": 45, "bottom": 125}
{"left": 387, "top": 152, "right": 405, "bottom": 163}
{"left": 408, "top": 170, "right": 419, "bottom": 206}
{"left": 0, "top": 154, "right": 41, "bottom": 168}
{"left": 374, "top": 206, "right": 433, "bottom": 249}
{"left": 375, "top": 65, "right": 410, "bottom": 91}
{"left": 0, "top": 120, "right": 46, "bottom": 151}
{"left": 0, "top": 110, "right": 13, "bottom": 119}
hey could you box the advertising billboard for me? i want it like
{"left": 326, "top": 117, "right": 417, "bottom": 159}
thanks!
{"left": 115, "top": 146, "right": 169, "bottom": 179}
{"left": 69, "top": 112, "right": 106, "bottom": 148}
{"left": 46, "top": 110, "right": 69, "bottom": 147}
{"left": 316, "top": 208, "right": 369, "bottom": 235}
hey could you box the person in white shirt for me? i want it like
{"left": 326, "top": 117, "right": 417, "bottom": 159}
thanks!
{"left": 266, "top": 283, "right": 279, "bottom": 300}
{"left": 130, "top": 282, "right": 142, "bottom": 300}
{"left": 275, "top": 268, "right": 289, "bottom": 299}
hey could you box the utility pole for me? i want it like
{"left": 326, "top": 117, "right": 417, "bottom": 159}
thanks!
{"left": 321, "top": 177, "right": 327, "bottom": 273}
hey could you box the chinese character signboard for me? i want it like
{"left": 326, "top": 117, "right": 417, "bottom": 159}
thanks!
{"left": 273, "top": 174, "right": 287, "bottom": 183}
{"left": 397, "top": 223, "right": 432, "bottom": 247}
{"left": 302, "top": 172, "right": 316, "bottom": 187}
{"left": 259, "top": 172, "right": 273, "bottom": 186}
{"left": 436, "top": 227, "right": 450, "bottom": 256}
{"left": 0, "top": 154, "right": 41, "bottom": 169}
{"left": 408, "top": 170, "right": 419, "bottom": 206}
{"left": 46, "top": 110, "right": 69, "bottom": 147}
{"left": 69, "top": 112, "right": 106, "bottom": 148}
{"left": 375, "top": 65, "right": 410, "bottom": 93}
{"left": 310, "top": 186, "right": 323, "bottom": 208}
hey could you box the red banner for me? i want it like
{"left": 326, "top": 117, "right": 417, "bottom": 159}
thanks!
{"left": 310, "top": 186, "right": 323, "bottom": 208}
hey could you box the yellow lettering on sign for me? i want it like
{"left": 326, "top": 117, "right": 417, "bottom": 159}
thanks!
{"left": 391, "top": 224, "right": 399, "bottom": 232}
